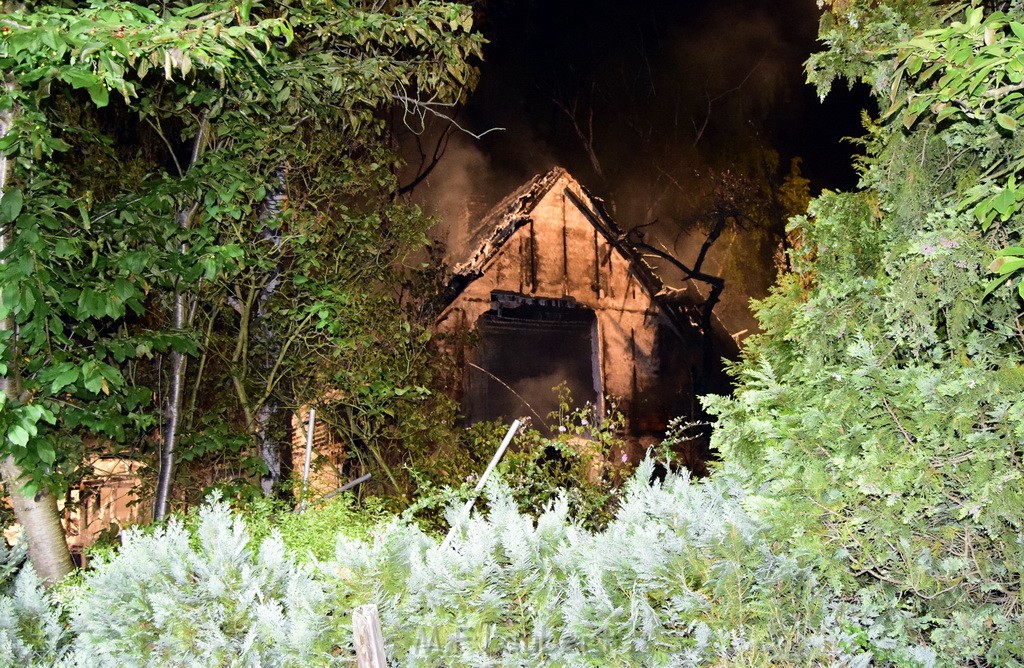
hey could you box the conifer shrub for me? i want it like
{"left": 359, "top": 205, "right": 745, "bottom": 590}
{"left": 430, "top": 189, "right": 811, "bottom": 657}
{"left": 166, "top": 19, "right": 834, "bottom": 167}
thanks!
{"left": 704, "top": 2, "right": 1024, "bottom": 664}
{"left": 0, "top": 540, "right": 70, "bottom": 668}
{"left": 331, "top": 459, "right": 935, "bottom": 667}
{"left": 2, "top": 466, "right": 946, "bottom": 667}
{"left": 70, "top": 496, "right": 345, "bottom": 667}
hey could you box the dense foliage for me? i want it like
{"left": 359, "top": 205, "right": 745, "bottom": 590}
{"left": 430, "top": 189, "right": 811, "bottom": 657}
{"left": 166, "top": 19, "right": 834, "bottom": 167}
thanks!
{"left": 706, "top": 0, "right": 1024, "bottom": 663}
{"left": 405, "top": 396, "right": 630, "bottom": 532}
{"left": 0, "top": 0, "right": 482, "bottom": 572}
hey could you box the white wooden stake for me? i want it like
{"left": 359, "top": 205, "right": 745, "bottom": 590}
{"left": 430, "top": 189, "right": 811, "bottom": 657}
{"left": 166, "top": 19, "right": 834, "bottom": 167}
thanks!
{"left": 442, "top": 419, "right": 521, "bottom": 547}
{"left": 353, "top": 604, "right": 387, "bottom": 668}
{"left": 467, "top": 418, "right": 521, "bottom": 502}
{"left": 299, "top": 408, "right": 315, "bottom": 509}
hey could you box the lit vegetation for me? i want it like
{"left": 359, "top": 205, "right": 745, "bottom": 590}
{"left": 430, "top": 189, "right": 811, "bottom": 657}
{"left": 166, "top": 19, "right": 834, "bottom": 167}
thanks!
{"left": 2, "top": 1, "right": 1023, "bottom": 666}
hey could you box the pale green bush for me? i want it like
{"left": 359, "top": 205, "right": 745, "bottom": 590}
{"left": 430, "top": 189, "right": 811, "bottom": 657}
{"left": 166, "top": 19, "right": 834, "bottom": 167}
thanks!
{"left": 2, "top": 467, "right": 946, "bottom": 667}
{"left": 0, "top": 540, "right": 70, "bottom": 668}
{"left": 331, "top": 459, "right": 936, "bottom": 667}
{"left": 71, "top": 496, "right": 345, "bottom": 667}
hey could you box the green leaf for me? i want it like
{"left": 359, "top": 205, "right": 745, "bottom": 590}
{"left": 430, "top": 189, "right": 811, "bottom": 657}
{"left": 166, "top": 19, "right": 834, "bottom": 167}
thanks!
{"left": 982, "top": 274, "right": 1009, "bottom": 298}
{"left": 19, "top": 285, "right": 35, "bottom": 314}
{"left": 951, "top": 41, "right": 973, "bottom": 65}
{"left": 78, "top": 289, "right": 107, "bottom": 320}
{"left": 996, "top": 112, "right": 1018, "bottom": 132}
{"left": 988, "top": 256, "right": 1024, "bottom": 274}
{"left": 991, "top": 186, "right": 1019, "bottom": 218}
{"left": 82, "top": 366, "right": 104, "bottom": 394}
{"left": 60, "top": 68, "right": 97, "bottom": 90}
{"left": 7, "top": 424, "right": 29, "bottom": 448}
{"left": 54, "top": 238, "right": 77, "bottom": 258}
{"left": 50, "top": 365, "right": 79, "bottom": 393}
{"left": 936, "top": 105, "right": 960, "bottom": 122}
{"left": 36, "top": 441, "right": 55, "bottom": 465}
{"left": 0, "top": 189, "right": 24, "bottom": 224}
{"left": 86, "top": 83, "right": 110, "bottom": 107}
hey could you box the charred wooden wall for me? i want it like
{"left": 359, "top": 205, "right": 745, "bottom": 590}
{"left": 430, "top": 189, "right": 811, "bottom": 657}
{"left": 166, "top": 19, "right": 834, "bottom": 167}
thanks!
{"left": 437, "top": 170, "right": 701, "bottom": 436}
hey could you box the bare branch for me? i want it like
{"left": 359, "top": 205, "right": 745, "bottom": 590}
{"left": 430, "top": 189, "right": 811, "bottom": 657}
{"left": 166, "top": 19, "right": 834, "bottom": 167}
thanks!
{"left": 553, "top": 85, "right": 604, "bottom": 179}
{"left": 393, "top": 95, "right": 505, "bottom": 140}
{"left": 396, "top": 123, "right": 454, "bottom": 196}
{"left": 691, "top": 53, "right": 767, "bottom": 146}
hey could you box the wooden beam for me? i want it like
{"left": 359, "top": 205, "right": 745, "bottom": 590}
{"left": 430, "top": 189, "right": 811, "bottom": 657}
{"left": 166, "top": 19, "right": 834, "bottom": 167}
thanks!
{"left": 353, "top": 604, "right": 387, "bottom": 668}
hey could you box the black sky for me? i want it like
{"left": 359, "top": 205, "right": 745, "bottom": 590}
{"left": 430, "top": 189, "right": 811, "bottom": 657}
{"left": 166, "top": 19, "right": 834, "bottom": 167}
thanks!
{"left": 457, "top": 0, "right": 866, "bottom": 197}
{"left": 410, "top": 0, "right": 870, "bottom": 332}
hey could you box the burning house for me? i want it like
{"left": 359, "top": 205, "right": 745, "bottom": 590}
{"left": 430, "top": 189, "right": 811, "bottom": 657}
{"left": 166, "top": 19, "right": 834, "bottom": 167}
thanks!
{"left": 435, "top": 168, "right": 737, "bottom": 448}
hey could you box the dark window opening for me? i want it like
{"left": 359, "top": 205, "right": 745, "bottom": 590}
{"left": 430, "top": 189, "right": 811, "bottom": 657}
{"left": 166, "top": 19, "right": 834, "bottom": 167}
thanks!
{"left": 464, "top": 291, "right": 600, "bottom": 431}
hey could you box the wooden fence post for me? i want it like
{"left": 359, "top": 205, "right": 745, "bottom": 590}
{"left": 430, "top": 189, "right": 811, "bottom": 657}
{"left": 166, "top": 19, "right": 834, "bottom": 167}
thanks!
{"left": 353, "top": 603, "right": 387, "bottom": 668}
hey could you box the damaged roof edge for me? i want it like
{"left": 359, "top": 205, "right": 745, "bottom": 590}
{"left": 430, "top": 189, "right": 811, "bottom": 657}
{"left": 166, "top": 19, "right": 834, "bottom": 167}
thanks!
{"left": 447, "top": 167, "right": 567, "bottom": 283}
{"left": 438, "top": 167, "right": 739, "bottom": 358}
{"left": 441, "top": 167, "right": 680, "bottom": 326}
{"left": 561, "top": 188, "right": 669, "bottom": 309}
{"left": 568, "top": 185, "right": 738, "bottom": 355}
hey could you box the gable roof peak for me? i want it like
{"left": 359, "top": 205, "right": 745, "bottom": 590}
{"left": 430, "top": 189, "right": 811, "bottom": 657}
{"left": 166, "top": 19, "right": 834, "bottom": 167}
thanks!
{"left": 443, "top": 167, "right": 664, "bottom": 312}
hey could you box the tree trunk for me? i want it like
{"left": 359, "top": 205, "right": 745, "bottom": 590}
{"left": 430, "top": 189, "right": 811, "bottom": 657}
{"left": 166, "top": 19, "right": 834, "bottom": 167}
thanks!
{"left": 153, "top": 303, "right": 188, "bottom": 520}
{"left": 153, "top": 117, "right": 210, "bottom": 520}
{"left": 0, "top": 458, "right": 73, "bottom": 584}
{"left": 253, "top": 168, "right": 290, "bottom": 496}
{"left": 0, "top": 81, "right": 73, "bottom": 583}
{"left": 255, "top": 399, "right": 292, "bottom": 496}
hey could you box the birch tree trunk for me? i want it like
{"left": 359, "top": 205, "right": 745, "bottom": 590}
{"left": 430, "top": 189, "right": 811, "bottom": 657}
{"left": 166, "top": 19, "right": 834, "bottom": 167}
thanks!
{"left": 0, "top": 81, "right": 73, "bottom": 583}
{"left": 226, "top": 167, "right": 292, "bottom": 497}
{"left": 153, "top": 118, "right": 210, "bottom": 520}
{"left": 255, "top": 400, "right": 291, "bottom": 496}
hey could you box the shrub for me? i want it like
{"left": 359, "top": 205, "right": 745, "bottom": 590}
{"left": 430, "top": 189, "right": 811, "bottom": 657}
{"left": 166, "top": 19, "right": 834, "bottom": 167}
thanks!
{"left": 1, "top": 465, "right": 947, "bottom": 667}
{"left": 230, "top": 493, "right": 391, "bottom": 563}
{"left": 703, "top": 2, "right": 1024, "bottom": 663}
{"left": 0, "top": 540, "right": 70, "bottom": 668}
{"left": 407, "top": 396, "right": 629, "bottom": 533}
{"left": 331, "top": 459, "right": 936, "bottom": 667}
{"left": 71, "top": 496, "right": 345, "bottom": 667}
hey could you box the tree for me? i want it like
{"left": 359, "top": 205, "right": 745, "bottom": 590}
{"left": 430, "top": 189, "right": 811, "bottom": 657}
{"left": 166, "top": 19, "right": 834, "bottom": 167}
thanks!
{"left": 0, "top": 0, "right": 481, "bottom": 579}
{"left": 707, "top": 1, "right": 1024, "bottom": 662}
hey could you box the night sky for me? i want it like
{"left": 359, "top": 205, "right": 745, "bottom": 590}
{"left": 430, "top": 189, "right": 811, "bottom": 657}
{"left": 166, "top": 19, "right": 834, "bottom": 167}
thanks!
{"left": 464, "top": 0, "right": 864, "bottom": 186}
{"left": 408, "top": 0, "right": 871, "bottom": 333}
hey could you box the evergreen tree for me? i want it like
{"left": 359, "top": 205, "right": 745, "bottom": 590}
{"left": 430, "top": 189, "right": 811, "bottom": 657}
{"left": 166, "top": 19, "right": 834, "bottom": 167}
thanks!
{"left": 707, "top": 1, "right": 1024, "bottom": 662}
